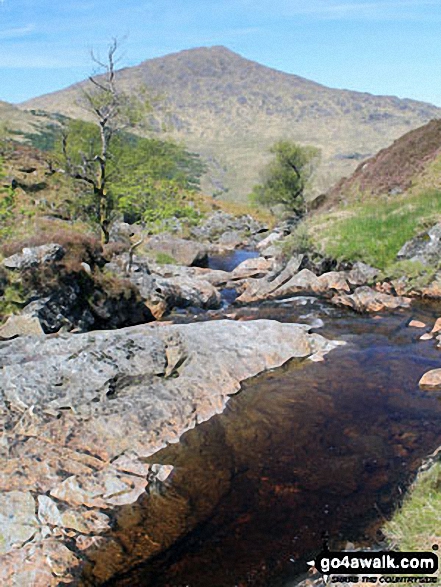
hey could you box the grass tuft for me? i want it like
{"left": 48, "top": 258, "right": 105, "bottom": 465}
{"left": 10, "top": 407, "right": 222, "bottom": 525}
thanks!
{"left": 384, "top": 462, "right": 441, "bottom": 553}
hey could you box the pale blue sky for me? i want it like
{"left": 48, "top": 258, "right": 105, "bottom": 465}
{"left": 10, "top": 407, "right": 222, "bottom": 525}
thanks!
{"left": 1, "top": 0, "right": 441, "bottom": 105}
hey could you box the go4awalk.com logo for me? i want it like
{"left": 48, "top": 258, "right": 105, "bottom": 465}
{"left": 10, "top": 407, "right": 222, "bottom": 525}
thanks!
{"left": 308, "top": 546, "right": 439, "bottom": 584}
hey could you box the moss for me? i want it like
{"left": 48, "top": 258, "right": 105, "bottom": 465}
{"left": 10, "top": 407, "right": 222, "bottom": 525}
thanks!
{"left": 379, "top": 260, "right": 437, "bottom": 290}
{"left": 154, "top": 252, "right": 178, "bottom": 265}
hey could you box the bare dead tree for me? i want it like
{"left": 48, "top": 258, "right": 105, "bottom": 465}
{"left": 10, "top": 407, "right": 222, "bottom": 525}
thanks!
{"left": 62, "top": 38, "right": 145, "bottom": 243}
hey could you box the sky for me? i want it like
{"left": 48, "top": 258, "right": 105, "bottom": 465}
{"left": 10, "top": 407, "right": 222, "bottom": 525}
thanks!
{"left": 1, "top": 0, "right": 441, "bottom": 105}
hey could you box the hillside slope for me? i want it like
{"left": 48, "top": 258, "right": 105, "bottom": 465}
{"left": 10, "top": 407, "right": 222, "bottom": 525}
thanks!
{"left": 0, "top": 101, "right": 48, "bottom": 136}
{"left": 20, "top": 46, "right": 441, "bottom": 201}
{"left": 327, "top": 118, "right": 441, "bottom": 206}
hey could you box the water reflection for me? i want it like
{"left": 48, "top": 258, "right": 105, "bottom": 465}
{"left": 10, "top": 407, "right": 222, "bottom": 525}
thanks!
{"left": 105, "top": 305, "right": 441, "bottom": 587}
{"left": 207, "top": 249, "right": 260, "bottom": 272}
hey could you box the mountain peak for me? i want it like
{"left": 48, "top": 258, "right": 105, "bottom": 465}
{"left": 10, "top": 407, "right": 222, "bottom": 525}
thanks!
{"left": 140, "top": 45, "right": 251, "bottom": 73}
{"left": 19, "top": 47, "right": 441, "bottom": 201}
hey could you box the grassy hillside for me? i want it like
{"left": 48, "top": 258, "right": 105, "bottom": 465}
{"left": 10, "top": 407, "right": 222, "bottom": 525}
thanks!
{"left": 309, "top": 189, "right": 441, "bottom": 269}
{"left": 306, "top": 119, "right": 441, "bottom": 272}
{"left": 20, "top": 46, "right": 441, "bottom": 202}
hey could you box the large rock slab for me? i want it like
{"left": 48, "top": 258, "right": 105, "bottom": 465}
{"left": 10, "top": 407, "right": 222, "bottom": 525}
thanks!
{"left": 0, "top": 319, "right": 342, "bottom": 585}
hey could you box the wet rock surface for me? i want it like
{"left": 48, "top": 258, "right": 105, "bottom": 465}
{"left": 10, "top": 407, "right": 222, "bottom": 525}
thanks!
{"left": 0, "top": 319, "right": 339, "bottom": 585}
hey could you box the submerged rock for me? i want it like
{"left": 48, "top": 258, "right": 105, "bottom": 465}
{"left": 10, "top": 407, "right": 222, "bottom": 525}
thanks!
{"left": 0, "top": 319, "right": 342, "bottom": 585}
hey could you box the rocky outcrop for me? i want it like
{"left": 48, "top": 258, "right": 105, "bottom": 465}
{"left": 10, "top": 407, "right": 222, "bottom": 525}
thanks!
{"left": 0, "top": 319, "right": 342, "bottom": 585}
{"left": 190, "top": 211, "right": 267, "bottom": 248}
{"left": 332, "top": 286, "right": 411, "bottom": 313}
{"left": 3, "top": 243, "right": 65, "bottom": 271}
{"left": 1, "top": 244, "right": 154, "bottom": 334}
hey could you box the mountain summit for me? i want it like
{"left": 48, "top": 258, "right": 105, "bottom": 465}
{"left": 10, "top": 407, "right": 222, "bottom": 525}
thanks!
{"left": 20, "top": 46, "right": 441, "bottom": 200}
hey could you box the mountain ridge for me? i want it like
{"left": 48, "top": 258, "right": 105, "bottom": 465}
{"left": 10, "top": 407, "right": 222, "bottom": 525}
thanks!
{"left": 17, "top": 46, "right": 441, "bottom": 200}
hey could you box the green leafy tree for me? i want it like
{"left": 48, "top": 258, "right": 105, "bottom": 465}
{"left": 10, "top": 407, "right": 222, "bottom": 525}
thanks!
{"left": 251, "top": 140, "right": 320, "bottom": 215}
{"left": 59, "top": 120, "right": 204, "bottom": 228}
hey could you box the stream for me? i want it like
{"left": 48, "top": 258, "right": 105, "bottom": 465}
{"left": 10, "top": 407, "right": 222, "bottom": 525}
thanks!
{"left": 104, "top": 251, "right": 441, "bottom": 587}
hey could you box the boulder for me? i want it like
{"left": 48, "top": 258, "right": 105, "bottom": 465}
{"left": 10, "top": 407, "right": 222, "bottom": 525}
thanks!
{"left": 317, "top": 271, "right": 351, "bottom": 292}
{"left": 419, "top": 369, "right": 441, "bottom": 391}
{"left": 0, "top": 315, "right": 44, "bottom": 340}
{"left": 218, "top": 230, "right": 243, "bottom": 249}
{"left": 256, "top": 231, "right": 282, "bottom": 251}
{"left": 130, "top": 272, "right": 221, "bottom": 319}
{"left": 268, "top": 270, "right": 349, "bottom": 299}
{"left": 143, "top": 235, "right": 208, "bottom": 267}
{"left": 3, "top": 243, "right": 65, "bottom": 271}
{"left": 231, "top": 257, "right": 272, "bottom": 280}
{"left": 0, "top": 319, "right": 342, "bottom": 585}
{"left": 259, "top": 244, "right": 283, "bottom": 260}
{"left": 397, "top": 223, "right": 441, "bottom": 265}
{"left": 332, "top": 286, "right": 411, "bottom": 313}
{"left": 236, "top": 254, "right": 304, "bottom": 303}
{"left": 347, "top": 262, "right": 379, "bottom": 286}
{"left": 269, "top": 268, "right": 321, "bottom": 298}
